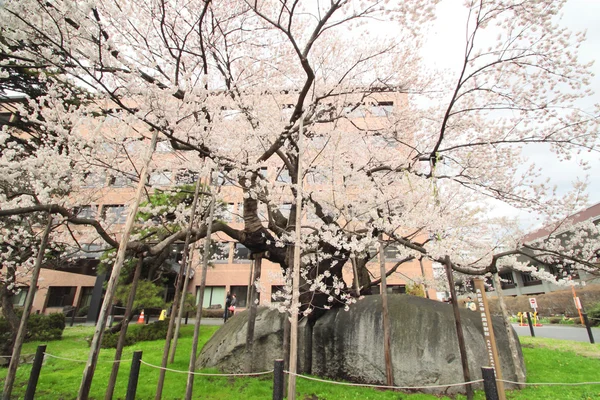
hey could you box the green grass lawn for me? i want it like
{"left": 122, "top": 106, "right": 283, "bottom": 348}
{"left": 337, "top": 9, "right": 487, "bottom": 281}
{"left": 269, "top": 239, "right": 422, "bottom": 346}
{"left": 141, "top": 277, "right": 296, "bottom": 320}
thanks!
{"left": 1, "top": 326, "right": 599, "bottom": 399}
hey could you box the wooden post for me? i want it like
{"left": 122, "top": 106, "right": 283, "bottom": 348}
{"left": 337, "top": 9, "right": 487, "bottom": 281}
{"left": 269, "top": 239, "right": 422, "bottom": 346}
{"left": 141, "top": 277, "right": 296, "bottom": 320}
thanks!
{"left": 156, "top": 177, "right": 204, "bottom": 398}
{"left": 185, "top": 168, "right": 217, "bottom": 400}
{"left": 78, "top": 130, "right": 159, "bottom": 400}
{"left": 125, "top": 351, "right": 143, "bottom": 400}
{"left": 105, "top": 256, "right": 143, "bottom": 400}
{"left": 246, "top": 253, "right": 263, "bottom": 373}
{"left": 170, "top": 242, "right": 196, "bottom": 362}
{"left": 23, "top": 344, "right": 46, "bottom": 400}
{"left": 272, "top": 359, "right": 284, "bottom": 400}
{"left": 444, "top": 256, "right": 473, "bottom": 400}
{"left": 378, "top": 234, "right": 394, "bottom": 386}
{"left": 481, "top": 367, "right": 499, "bottom": 400}
{"left": 246, "top": 258, "right": 255, "bottom": 308}
{"left": 473, "top": 278, "right": 506, "bottom": 400}
{"left": 419, "top": 257, "right": 430, "bottom": 299}
{"left": 287, "top": 113, "right": 304, "bottom": 400}
{"left": 582, "top": 313, "right": 595, "bottom": 344}
{"left": 3, "top": 216, "right": 52, "bottom": 400}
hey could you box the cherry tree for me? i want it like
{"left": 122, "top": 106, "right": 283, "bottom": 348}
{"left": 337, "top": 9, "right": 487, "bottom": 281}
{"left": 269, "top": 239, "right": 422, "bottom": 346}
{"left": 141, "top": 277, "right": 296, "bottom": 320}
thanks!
{"left": 1, "top": 0, "right": 600, "bottom": 396}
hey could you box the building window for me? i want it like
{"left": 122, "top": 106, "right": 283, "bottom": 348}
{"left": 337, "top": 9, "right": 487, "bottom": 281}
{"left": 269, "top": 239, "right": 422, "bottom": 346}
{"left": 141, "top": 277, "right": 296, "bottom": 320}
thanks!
{"left": 196, "top": 286, "right": 226, "bottom": 308}
{"left": 217, "top": 168, "right": 234, "bottom": 186}
{"left": 271, "top": 285, "right": 287, "bottom": 303}
{"left": 149, "top": 170, "right": 172, "bottom": 186}
{"left": 108, "top": 174, "right": 132, "bottom": 188}
{"left": 307, "top": 169, "right": 329, "bottom": 185}
{"left": 46, "top": 286, "right": 76, "bottom": 308}
{"left": 78, "top": 287, "right": 94, "bottom": 308}
{"left": 369, "top": 101, "right": 394, "bottom": 117}
{"left": 386, "top": 284, "right": 406, "bottom": 294}
{"left": 102, "top": 205, "right": 128, "bottom": 224}
{"left": 82, "top": 172, "right": 106, "bottom": 188}
{"left": 276, "top": 168, "right": 292, "bottom": 184}
{"left": 156, "top": 140, "right": 172, "bottom": 152}
{"left": 233, "top": 243, "right": 250, "bottom": 263}
{"left": 230, "top": 285, "right": 249, "bottom": 307}
{"left": 75, "top": 205, "right": 98, "bottom": 219}
{"left": 175, "top": 169, "right": 199, "bottom": 185}
{"left": 224, "top": 203, "right": 235, "bottom": 222}
{"left": 279, "top": 203, "right": 292, "bottom": 219}
{"left": 521, "top": 272, "right": 542, "bottom": 287}
{"left": 236, "top": 203, "right": 244, "bottom": 222}
{"left": 499, "top": 272, "right": 516, "bottom": 289}
{"left": 210, "top": 242, "right": 231, "bottom": 263}
{"left": 12, "top": 287, "right": 29, "bottom": 306}
{"left": 383, "top": 244, "right": 401, "bottom": 261}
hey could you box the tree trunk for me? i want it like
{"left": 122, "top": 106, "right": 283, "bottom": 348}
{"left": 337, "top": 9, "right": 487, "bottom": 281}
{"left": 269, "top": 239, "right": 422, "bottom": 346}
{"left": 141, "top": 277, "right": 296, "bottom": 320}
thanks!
{"left": 245, "top": 253, "right": 262, "bottom": 373}
{"left": 0, "top": 268, "right": 19, "bottom": 358}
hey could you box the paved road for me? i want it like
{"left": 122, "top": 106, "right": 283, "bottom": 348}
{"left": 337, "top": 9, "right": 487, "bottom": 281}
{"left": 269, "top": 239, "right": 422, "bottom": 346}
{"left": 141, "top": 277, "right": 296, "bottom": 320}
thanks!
{"left": 512, "top": 323, "right": 599, "bottom": 343}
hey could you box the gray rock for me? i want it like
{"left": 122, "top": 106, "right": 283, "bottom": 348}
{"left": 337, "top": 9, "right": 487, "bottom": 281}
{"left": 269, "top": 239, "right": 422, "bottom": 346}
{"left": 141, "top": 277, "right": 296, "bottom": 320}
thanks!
{"left": 197, "top": 294, "right": 525, "bottom": 395}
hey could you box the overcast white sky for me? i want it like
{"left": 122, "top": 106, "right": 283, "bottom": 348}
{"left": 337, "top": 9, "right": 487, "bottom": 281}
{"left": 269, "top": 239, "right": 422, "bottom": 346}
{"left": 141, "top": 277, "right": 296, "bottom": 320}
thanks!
{"left": 420, "top": 0, "right": 600, "bottom": 229}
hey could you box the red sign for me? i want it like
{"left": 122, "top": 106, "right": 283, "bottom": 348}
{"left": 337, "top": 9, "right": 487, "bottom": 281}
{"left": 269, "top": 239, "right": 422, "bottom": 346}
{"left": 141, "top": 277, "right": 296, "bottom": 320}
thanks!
{"left": 529, "top": 298, "right": 537, "bottom": 309}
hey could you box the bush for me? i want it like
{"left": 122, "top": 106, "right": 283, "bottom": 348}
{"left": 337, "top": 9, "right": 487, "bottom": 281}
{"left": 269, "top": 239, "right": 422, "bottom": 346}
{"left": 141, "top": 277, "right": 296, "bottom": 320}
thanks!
{"left": 100, "top": 319, "right": 171, "bottom": 348}
{"left": 587, "top": 302, "right": 600, "bottom": 327}
{"left": 77, "top": 306, "right": 90, "bottom": 317}
{"left": 26, "top": 313, "right": 66, "bottom": 341}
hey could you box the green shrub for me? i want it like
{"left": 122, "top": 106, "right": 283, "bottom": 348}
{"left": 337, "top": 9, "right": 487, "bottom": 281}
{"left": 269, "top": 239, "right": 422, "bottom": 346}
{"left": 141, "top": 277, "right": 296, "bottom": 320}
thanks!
{"left": 76, "top": 306, "right": 90, "bottom": 317}
{"left": 100, "top": 319, "right": 171, "bottom": 348}
{"left": 26, "top": 313, "right": 66, "bottom": 341}
{"left": 587, "top": 302, "right": 600, "bottom": 327}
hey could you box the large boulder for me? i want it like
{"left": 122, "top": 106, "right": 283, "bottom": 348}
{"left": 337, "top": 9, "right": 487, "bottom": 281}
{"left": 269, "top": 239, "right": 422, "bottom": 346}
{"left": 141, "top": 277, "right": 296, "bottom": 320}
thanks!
{"left": 197, "top": 294, "right": 525, "bottom": 395}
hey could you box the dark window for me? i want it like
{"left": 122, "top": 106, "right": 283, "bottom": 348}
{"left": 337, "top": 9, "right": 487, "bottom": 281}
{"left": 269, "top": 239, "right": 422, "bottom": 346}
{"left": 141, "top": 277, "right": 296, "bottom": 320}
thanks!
{"left": 102, "top": 205, "right": 127, "bottom": 224}
{"left": 499, "top": 272, "right": 516, "bottom": 289}
{"left": 384, "top": 244, "right": 401, "bottom": 261}
{"left": 230, "top": 286, "right": 249, "bottom": 307}
{"left": 210, "top": 242, "right": 230, "bottom": 263}
{"left": 521, "top": 272, "right": 542, "bottom": 287}
{"left": 271, "top": 285, "right": 286, "bottom": 303}
{"left": 78, "top": 287, "right": 94, "bottom": 308}
{"left": 108, "top": 174, "right": 131, "bottom": 187}
{"left": 75, "top": 205, "right": 98, "bottom": 219}
{"left": 387, "top": 284, "right": 406, "bottom": 294}
{"left": 46, "top": 286, "right": 76, "bottom": 308}
{"left": 176, "top": 169, "right": 199, "bottom": 185}
{"left": 233, "top": 243, "right": 250, "bottom": 263}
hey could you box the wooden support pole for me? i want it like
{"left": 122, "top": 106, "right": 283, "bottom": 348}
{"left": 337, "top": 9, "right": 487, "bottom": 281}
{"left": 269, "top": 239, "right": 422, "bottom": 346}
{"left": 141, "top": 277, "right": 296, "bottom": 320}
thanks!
{"left": 23, "top": 344, "right": 46, "bottom": 400}
{"left": 77, "top": 130, "right": 159, "bottom": 400}
{"left": 378, "top": 234, "right": 394, "bottom": 386}
{"left": 3, "top": 215, "right": 52, "bottom": 400}
{"left": 185, "top": 168, "right": 217, "bottom": 400}
{"left": 444, "top": 256, "right": 473, "bottom": 400}
{"left": 106, "top": 256, "right": 143, "bottom": 400}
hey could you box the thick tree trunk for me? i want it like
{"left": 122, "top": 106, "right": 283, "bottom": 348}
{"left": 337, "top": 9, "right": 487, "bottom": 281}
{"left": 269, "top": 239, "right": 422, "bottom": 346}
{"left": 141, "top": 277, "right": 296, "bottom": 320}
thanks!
{"left": 0, "top": 267, "right": 19, "bottom": 358}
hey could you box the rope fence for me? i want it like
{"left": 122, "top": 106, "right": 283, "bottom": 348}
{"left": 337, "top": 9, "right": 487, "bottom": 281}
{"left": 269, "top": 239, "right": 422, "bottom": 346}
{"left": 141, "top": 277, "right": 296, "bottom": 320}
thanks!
{"left": 500, "top": 379, "right": 600, "bottom": 386}
{"left": 43, "top": 352, "right": 131, "bottom": 364}
{"left": 139, "top": 359, "right": 273, "bottom": 376}
{"left": 285, "top": 371, "right": 484, "bottom": 390}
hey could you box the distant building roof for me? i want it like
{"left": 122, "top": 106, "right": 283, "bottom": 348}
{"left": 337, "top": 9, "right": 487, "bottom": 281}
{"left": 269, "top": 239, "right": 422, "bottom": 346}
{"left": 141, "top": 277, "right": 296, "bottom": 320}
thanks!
{"left": 522, "top": 202, "right": 600, "bottom": 243}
